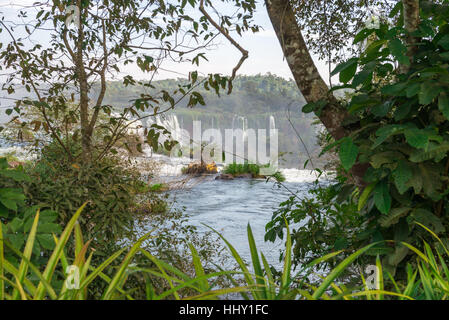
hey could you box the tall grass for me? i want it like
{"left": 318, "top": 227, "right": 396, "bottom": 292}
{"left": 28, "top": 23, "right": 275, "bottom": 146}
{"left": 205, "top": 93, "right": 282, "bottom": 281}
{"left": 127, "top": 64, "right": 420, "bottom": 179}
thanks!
{"left": 1, "top": 205, "right": 449, "bottom": 300}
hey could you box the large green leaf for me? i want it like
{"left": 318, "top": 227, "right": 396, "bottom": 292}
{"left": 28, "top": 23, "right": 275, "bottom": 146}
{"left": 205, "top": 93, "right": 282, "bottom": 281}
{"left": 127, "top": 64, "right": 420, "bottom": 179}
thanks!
{"left": 388, "top": 39, "right": 409, "bottom": 66}
{"left": 374, "top": 180, "right": 391, "bottom": 214}
{"left": 358, "top": 183, "right": 376, "bottom": 211}
{"left": 379, "top": 207, "right": 411, "bottom": 228}
{"left": 419, "top": 163, "right": 443, "bottom": 201}
{"left": 340, "top": 60, "right": 358, "bottom": 83}
{"left": 372, "top": 125, "right": 406, "bottom": 149}
{"left": 339, "top": 138, "right": 358, "bottom": 171}
{"left": 419, "top": 82, "right": 442, "bottom": 105}
{"left": 437, "top": 34, "right": 449, "bottom": 50}
{"left": 392, "top": 160, "right": 412, "bottom": 194}
{"left": 404, "top": 128, "right": 429, "bottom": 149}
{"left": 370, "top": 151, "right": 402, "bottom": 169}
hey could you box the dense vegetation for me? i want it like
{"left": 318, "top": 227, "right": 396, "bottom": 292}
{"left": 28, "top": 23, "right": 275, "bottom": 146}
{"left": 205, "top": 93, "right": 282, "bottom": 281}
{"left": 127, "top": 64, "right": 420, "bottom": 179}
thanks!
{"left": 266, "top": 0, "right": 449, "bottom": 283}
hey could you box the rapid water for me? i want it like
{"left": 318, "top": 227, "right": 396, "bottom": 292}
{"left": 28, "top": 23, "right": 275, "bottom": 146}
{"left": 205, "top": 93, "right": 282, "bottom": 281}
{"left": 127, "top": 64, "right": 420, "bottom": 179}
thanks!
{"left": 145, "top": 153, "right": 328, "bottom": 269}
{"left": 168, "top": 175, "right": 319, "bottom": 269}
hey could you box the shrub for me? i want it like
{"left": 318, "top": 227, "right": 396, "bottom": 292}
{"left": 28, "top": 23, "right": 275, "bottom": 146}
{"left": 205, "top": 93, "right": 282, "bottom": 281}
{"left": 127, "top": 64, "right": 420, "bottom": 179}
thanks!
{"left": 299, "top": 3, "right": 449, "bottom": 277}
{"left": 23, "top": 155, "right": 141, "bottom": 252}
{"left": 265, "top": 179, "right": 364, "bottom": 273}
{"left": 0, "top": 157, "right": 61, "bottom": 267}
{"left": 223, "top": 162, "right": 286, "bottom": 182}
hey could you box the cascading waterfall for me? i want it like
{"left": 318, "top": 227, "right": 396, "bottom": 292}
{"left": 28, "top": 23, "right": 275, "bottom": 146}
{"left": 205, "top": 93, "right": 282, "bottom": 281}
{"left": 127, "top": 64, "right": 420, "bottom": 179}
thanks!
{"left": 269, "top": 115, "right": 276, "bottom": 134}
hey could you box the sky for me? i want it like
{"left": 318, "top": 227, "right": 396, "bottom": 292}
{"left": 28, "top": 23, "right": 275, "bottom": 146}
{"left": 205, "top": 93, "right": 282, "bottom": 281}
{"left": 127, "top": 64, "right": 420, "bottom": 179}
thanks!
{"left": 0, "top": 0, "right": 334, "bottom": 84}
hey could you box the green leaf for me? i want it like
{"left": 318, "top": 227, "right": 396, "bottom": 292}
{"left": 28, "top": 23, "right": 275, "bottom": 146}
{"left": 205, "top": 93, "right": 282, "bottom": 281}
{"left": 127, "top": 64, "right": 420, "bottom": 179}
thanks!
{"left": 379, "top": 207, "right": 411, "bottom": 228}
{"left": 372, "top": 101, "right": 393, "bottom": 117}
{"left": 404, "top": 128, "right": 429, "bottom": 149}
{"left": 312, "top": 242, "right": 379, "bottom": 299}
{"left": 302, "top": 100, "right": 326, "bottom": 114}
{"left": 388, "top": 39, "right": 409, "bottom": 66}
{"left": 405, "top": 82, "right": 421, "bottom": 98}
{"left": 392, "top": 160, "right": 412, "bottom": 194}
{"left": 372, "top": 125, "right": 406, "bottom": 149}
{"left": 374, "top": 180, "right": 391, "bottom": 214}
{"left": 358, "top": 183, "right": 376, "bottom": 211}
{"left": 382, "top": 82, "right": 407, "bottom": 96}
{"left": 438, "top": 92, "right": 449, "bottom": 120}
{"left": 410, "top": 142, "right": 449, "bottom": 162}
{"left": 339, "top": 138, "right": 358, "bottom": 171}
{"left": 340, "top": 61, "right": 358, "bottom": 83}
{"left": 246, "top": 224, "right": 266, "bottom": 299}
{"left": 36, "top": 234, "right": 55, "bottom": 250}
{"left": 354, "top": 29, "right": 375, "bottom": 44}
{"left": 419, "top": 163, "right": 443, "bottom": 200}
{"left": 352, "top": 69, "right": 373, "bottom": 87}
{"left": 419, "top": 82, "right": 442, "bottom": 105}
{"left": 404, "top": 165, "right": 423, "bottom": 194}
{"left": 409, "top": 209, "right": 445, "bottom": 234}
{"left": 370, "top": 151, "right": 402, "bottom": 169}
{"left": 437, "top": 34, "right": 449, "bottom": 50}
{"left": 37, "top": 223, "right": 62, "bottom": 234}
{"left": 331, "top": 57, "right": 358, "bottom": 77}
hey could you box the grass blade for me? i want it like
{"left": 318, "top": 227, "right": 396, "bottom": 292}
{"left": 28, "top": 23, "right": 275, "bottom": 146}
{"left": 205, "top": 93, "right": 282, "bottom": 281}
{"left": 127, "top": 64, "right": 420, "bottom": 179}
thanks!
{"left": 34, "top": 202, "right": 87, "bottom": 299}
{"left": 12, "top": 210, "right": 39, "bottom": 300}
{"left": 312, "top": 242, "right": 379, "bottom": 299}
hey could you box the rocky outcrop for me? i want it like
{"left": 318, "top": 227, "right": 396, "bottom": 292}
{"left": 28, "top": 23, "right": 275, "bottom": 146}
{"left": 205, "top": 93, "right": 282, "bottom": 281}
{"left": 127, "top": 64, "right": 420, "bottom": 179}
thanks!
{"left": 215, "top": 173, "right": 234, "bottom": 180}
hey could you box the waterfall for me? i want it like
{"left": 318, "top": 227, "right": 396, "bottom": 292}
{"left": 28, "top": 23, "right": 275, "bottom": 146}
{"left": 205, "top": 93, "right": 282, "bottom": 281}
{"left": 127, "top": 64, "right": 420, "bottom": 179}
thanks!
{"left": 269, "top": 115, "right": 276, "bottom": 132}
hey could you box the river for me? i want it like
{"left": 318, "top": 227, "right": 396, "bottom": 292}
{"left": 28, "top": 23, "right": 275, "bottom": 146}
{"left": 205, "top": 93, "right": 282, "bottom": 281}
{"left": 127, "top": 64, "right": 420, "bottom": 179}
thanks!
{"left": 147, "top": 154, "right": 328, "bottom": 269}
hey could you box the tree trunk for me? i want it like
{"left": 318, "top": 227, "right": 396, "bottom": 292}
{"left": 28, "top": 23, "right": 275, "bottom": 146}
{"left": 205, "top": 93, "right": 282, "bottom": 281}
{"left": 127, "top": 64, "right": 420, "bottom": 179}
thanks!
{"left": 402, "top": 0, "right": 420, "bottom": 72}
{"left": 265, "top": 0, "right": 349, "bottom": 140}
{"left": 75, "top": 1, "right": 92, "bottom": 162}
{"left": 265, "top": 0, "right": 367, "bottom": 187}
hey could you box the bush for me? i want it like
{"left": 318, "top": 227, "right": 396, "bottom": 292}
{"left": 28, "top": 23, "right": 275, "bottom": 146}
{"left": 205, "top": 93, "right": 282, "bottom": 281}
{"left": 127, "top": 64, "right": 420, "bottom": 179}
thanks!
{"left": 223, "top": 162, "right": 286, "bottom": 182}
{"left": 0, "top": 157, "right": 61, "bottom": 267}
{"left": 265, "top": 179, "right": 364, "bottom": 273}
{"left": 23, "top": 146, "right": 142, "bottom": 252}
{"left": 14, "top": 139, "right": 234, "bottom": 298}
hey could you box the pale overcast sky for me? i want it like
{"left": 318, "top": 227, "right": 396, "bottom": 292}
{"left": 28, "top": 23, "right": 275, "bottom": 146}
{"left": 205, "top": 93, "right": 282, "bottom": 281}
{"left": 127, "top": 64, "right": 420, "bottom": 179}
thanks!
{"left": 0, "top": 0, "right": 333, "bottom": 83}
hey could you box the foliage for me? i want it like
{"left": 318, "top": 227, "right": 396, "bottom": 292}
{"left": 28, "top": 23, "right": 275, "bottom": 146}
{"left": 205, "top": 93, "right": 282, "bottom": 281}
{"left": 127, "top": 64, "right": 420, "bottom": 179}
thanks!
{"left": 265, "top": 180, "right": 364, "bottom": 272}
{"left": 311, "top": 2, "right": 449, "bottom": 276}
{"left": 223, "top": 162, "right": 286, "bottom": 182}
{"left": 0, "top": 157, "right": 61, "bottom": 267}
{"left": 3, "top": 203, "right": 449, "bottom": 300}
{"left": 290, "top": 0, "right": 395, "bottom": 84}
{"left": 148, "top": 183, "right": 168, "bottom": 192}
{"left": 0, "top": 204, "right": 245, "bottom": 300}
{"left": 22, "top": 139, "right": 146, "bottom": 252}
